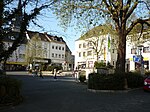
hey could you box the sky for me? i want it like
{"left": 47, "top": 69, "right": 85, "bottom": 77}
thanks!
{"left": 28, "top": 10, "right": 83, "bottom": 53}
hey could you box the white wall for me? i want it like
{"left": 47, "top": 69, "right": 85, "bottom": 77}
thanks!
{"left": 49, "top": 42, "right": 66, "bottom": 64}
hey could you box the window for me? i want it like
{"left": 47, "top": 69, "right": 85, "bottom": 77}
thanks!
{"left": 79, "top": 44, "right": 82, "bottom": 48}
{"left": 131, "top": 48, "right": 137, "bottom": 54}
{"left": 54, "top": 37, "right": 57, "bottom": 41}
{"left": 88, "top": 42, "right": 92, "bottom": 47}
{"left": 112, "top": 49, "right": 115, "bottom": 53}
{"left": 113, "top": 61, "right": 115, "bottom": 65}
{"left": 59, "top": 46, "right": 61, "bottom": 50}
{"left": 56, "top": 46, "right": 58, "bottom": 50}
{"left": 52, "top": 53, "right": 54, "bottom": 57}
{"left": 143, "top": 47, "right": 150, "bottom": 53}
{"left": 62, "top": 47, "right": 64, "bottom": 50}
{"left": 87, "top": 51, "right": 92, "bottom": 56}
{"left": 55, "top": 54, "right": 57, "bottom": 58}
{"left": 62, "top": 54, "right": 64, "bottom": 58}
{"left": 83, "top": 43, "right": 86, "bottom": 48}
{"left": 59, "top": 54, "right": 61, "bottom": 58}
{"left": 79, "top": 52, "right": 81, "bottom": 57}
{"left": 52, "top": 46, "right": 54, "bottom": 49}
{"left": 83, "top": 52, "right": 86, "bottom": 57}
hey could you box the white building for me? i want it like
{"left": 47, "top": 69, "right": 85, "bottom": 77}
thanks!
{"left": 26, "top": 31, "right": 66, "bottom": 68}
{"left": 74, "top": 25, "right": 117, "bottom": 78}
{"left": 4, "top": 33, "right": 27, "bottom": 70}
{"left": 46, "top": 34, "right": 66, "bottom": 66}
{"left": 4, "top": 31, "right": 71, "bottom": 71}
{"left": 75, "top": 25, "right": 150, "bottom": 78}
{"left": 126, "top": 31, "right": 150, "bottom": 72}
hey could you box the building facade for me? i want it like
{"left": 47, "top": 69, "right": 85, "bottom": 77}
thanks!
{"left": 75, "top": 25, "right": 150, "bottom": 78}
{"left": 126, "top": 31, "right": 150, "bottom": 72}
{"left": 4, "top": 31, "right": 73, "bottom": 71}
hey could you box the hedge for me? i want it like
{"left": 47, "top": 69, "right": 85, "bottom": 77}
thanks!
{"left": 0, "top": 76, "right": 23, "bottom": 106}
{"left": 88, "top": 73, "right": 125, "bottom": 90}
{"left": 88, "top": 72, "right": 144, "bottom": 90}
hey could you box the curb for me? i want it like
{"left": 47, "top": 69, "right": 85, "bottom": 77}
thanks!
{"left": 87, "top": 87, "right": 142, "bottom": 93}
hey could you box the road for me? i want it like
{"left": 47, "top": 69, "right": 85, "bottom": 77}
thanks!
{"left": 1, "top": 71, "right": 150, "bottom": 112}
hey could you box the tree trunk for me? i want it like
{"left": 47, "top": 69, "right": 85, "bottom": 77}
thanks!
{"left": 116, "top": 29, "right": 128, "bottom": 89}
{"left": 116, "top": 35, "right": 126, "bottom": 73}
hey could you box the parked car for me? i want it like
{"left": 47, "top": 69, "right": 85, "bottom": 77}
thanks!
{"left": 143, "top": 76, "right": 150, "bottom": 91}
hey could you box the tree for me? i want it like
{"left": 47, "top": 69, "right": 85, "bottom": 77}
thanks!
{"left": 0, "top": 0, "right": 57, "bottom": 68}
{"left": 26, "top": 32, "right": 43, "bottom": 67}
{"left": 80, "top": 25, "right": 109, "bottom": 61}
{"left": 53, "top": 0, "right": 150, "bottom": 73}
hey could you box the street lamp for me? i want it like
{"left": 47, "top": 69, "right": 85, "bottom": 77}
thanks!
{"left": 137, "top": 45, "right": 144, "bottom": 75}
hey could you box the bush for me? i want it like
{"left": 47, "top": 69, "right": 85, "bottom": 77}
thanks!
{"left": 88, "top": 72, "right": 144, "bottom": 90}
{"left": 79, "top": 75, "right": 86, "bottom": 83}
{"left": 94, "top": 61, "right": 106, "bottom": 69}
{"left": 88, "top": 73, "right": 125, "bottom": 90}
{"left": 0, "top": 76, "right": 22, "bottom": 106}
{"left": 126, "top": 72, "right": 144, "bottom": 88}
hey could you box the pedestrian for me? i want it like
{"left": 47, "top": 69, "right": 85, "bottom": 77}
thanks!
{"left": 34, "top": 66, "right": 39, "bottom": 77}
{"left": 39, "top": 69, "right": 44, "bottom": 78}
{"left": 54, "top": 68, "right": 57, "bottom": 79}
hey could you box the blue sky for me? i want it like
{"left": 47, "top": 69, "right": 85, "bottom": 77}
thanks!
{"left": 28, "top": 10, "right": 83, "bottom": 53}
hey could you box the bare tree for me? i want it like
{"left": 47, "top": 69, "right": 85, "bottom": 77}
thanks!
{"left": 26, "top": 33, "right": 43, "bottom": 67}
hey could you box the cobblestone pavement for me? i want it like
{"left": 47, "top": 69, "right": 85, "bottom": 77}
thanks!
{"left": 1, "top": 72, "right": 150, "bottom": 112}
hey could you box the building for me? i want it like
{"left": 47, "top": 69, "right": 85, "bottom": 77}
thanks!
{"left": 4, "top": 34, "right": 27, "bottom": 70}
{"left": 75, "top": 25, "right": 150, "bottom": 78}
{"left": 74, "top": 25, "right": 117, "bottom": 78}
{"left": 63, "top": 44, "right": 74, "bottom": 71}
{"left": 126, "top": 30, "right": 150, "bottom": 72}
{"left": 75, "top": 25, "right": 117, "bottom": 69}
{"left": 4, "top": 30, "right": 73, "bottom": 71}
{"left": 1, "top": 1, "right": 73, "bottom": 71}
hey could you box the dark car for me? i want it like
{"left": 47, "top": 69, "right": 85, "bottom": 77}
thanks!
{"left": 143, "top": 76, "right": 150, "bottom": 91}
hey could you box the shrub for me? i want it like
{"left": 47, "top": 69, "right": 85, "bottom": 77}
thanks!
{"left": 126, "top": 72, "right": 144, "bottom": 88}
{"left": 88, "top": 73, "right": 125, "bottom": 90}
{"left": 94, "top": 61, "right": 106, "bottom": 69}
{"left": 79, "top": 75, "right": 86, "bottom": 83}
{"left": 0, "top": 76, "right": 22, "bottom": 106}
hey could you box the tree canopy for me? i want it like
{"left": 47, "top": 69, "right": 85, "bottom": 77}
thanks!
{"left": 53, "top": 0, "right": 150, "bottom": 73}
{"left": 0, "top": 0, "right": 57, "bottom": 63}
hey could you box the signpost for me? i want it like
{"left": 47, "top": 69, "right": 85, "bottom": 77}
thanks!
{"left": 133, "top": 55, "right": 141, "bottom": 63}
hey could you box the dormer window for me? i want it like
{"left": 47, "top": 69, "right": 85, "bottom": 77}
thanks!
{"left": 54, "top": 37, "right": 57, "bottom": 41}
{"left": 59, "top": 39, "right": 62, "bottom": 42}
{"left": 8, "top": 35, "right": 15, "bottom": 40}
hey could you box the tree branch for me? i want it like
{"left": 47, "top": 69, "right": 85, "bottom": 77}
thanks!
{"left": 126, "top": 18, "right": 150, "bottom": 35}
{"left": 124, "top": 0, "right": 138, "bottom": 22}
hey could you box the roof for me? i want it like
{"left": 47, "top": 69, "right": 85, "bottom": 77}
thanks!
{"left": 26, "top": 31, "right": 65, "bottom": 44}
{"left": 2, "top": 31, "right": 28, "bottom": 44}
{"left": 77, "top": 24, "right": 115, "bottom": 41}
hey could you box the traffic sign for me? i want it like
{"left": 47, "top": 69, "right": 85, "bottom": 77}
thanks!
{"left": 133, "top": 55, "right": 140, "bottom": 62}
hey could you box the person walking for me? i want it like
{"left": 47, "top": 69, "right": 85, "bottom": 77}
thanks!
{"left": 54, "top": 68, "right": 57, "bottom": 79}
{"left": 39, "top": 69, "right": 44, "bottom": 78}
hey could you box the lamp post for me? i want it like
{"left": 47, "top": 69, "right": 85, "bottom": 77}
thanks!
{"left": 137, "top": 45, "right": 144, "bottom": 75}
